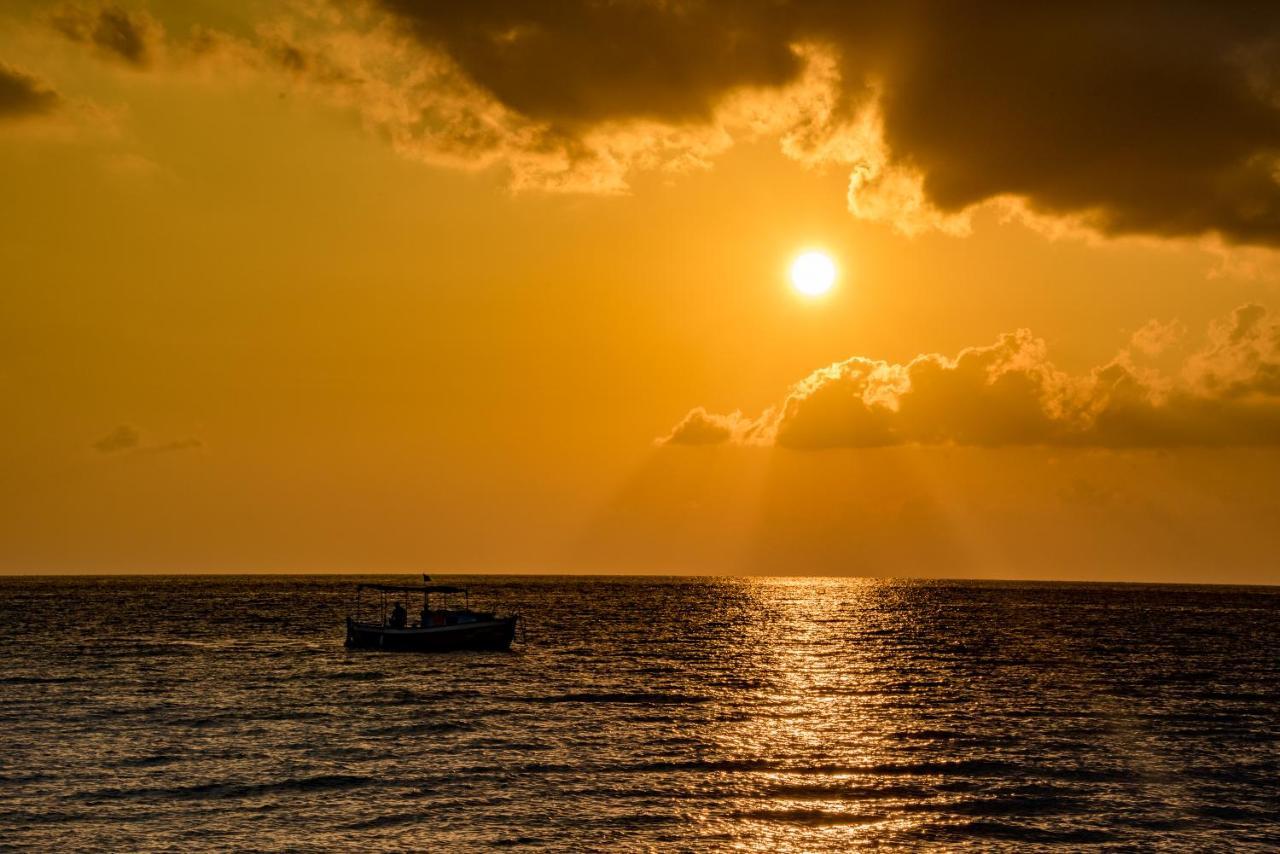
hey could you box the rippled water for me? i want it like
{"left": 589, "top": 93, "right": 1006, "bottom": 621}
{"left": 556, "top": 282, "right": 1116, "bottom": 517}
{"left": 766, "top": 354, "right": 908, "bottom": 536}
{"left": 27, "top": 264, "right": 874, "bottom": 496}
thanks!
{"left": 1, "top": 576, "right": 1278, "bottom": 850}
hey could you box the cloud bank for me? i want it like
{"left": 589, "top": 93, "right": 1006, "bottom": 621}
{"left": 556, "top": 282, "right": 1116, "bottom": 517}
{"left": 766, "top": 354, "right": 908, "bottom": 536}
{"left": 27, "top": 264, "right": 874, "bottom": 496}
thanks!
{"left": 30, "top": 2, "right": 1280, "bottom": 245}
{"left": 665, "top": 305, "right": 1280, "bottom": 449}
{"left": 362, "top": 2, "right": 1280, "bottom": 245}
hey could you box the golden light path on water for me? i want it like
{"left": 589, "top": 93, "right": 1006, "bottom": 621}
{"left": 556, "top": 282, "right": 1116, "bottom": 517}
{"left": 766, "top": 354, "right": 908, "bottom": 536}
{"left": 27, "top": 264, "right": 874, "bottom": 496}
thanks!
{"left": 693, "top": 578, "right": 927, "bottom": 848}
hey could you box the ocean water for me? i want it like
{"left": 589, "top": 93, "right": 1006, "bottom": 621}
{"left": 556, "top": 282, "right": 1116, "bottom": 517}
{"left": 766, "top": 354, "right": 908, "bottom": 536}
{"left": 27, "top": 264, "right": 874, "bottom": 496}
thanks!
{"left": 0, "top": 576, "right": 1277, "bottom": 851}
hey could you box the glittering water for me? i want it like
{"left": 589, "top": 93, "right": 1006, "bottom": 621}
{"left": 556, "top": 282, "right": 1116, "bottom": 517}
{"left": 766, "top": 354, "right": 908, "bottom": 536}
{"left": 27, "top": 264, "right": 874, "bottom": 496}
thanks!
{"left": 1, "top": 576, "right": 1277, "bottom": 851}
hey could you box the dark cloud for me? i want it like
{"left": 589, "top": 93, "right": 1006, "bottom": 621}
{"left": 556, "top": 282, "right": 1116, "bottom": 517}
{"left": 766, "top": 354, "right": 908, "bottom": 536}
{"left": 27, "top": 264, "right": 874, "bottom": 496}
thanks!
{"left": 93, "top": 424, "right": 141, "bottom": 453}
{"left": 93, "top": 425, "right": 202, "bottom": 455}
{"left": 50, "top": 2, "right": 163, "bottom": 68}
{"left": 666, "top": 305, "right": 1280, "bottom": 449}
{"left": 372, "top": 1, "right": 1280, "bottom": 245}
{"left": 870, "top": 5, "right": 1280, "bottom": 245}
{"left": 378, "top": 0, "right": 800, "bottom": 127}
{"left": 37, "top": 2, "right": 1280, "bottom": 242}
{"left": 0, "top": 64, "right": 61, "bottom": 120}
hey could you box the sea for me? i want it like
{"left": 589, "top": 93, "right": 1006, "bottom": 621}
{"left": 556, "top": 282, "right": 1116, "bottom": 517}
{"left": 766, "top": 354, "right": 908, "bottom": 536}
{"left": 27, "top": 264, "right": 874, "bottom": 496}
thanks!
{"left": 0, "top": 576, "right": 1277, "bottom": 851}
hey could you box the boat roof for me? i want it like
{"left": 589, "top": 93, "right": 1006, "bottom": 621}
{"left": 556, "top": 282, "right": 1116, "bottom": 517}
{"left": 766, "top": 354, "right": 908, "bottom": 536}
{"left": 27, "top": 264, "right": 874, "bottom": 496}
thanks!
{"left": 357, "top": 583, "right": 467, "bottom": 594}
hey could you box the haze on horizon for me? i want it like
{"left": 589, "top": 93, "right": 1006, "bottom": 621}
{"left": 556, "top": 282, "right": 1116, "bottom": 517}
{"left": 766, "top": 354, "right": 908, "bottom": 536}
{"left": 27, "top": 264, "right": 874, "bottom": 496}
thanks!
{"left": 3, "top": 1, "right": 1280, "bottom": 584}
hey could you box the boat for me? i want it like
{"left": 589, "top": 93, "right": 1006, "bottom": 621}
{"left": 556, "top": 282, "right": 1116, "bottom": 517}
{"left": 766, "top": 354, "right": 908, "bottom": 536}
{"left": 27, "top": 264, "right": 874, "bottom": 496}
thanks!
{"left": 344, "top": 583, "right": 521, "bottom": 651}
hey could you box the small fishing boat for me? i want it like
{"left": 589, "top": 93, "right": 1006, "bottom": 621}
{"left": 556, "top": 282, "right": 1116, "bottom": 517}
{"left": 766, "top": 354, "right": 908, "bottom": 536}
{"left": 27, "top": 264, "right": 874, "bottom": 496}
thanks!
{"left": 344, "top": 582, "right": 521, "bottom": 652}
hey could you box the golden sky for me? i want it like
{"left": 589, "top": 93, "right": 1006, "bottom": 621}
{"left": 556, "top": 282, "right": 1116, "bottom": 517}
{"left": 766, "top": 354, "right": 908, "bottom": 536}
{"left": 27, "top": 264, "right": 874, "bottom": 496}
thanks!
{"left": 3, "top": 2, "right": 1280, "bottom": 581}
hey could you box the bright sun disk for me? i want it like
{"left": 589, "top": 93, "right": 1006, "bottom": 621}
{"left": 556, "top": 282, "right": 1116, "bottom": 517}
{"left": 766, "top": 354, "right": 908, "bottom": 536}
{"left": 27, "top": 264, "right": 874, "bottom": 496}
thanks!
{"left": 790, "top": 250, "right": 837, "bottom": 297}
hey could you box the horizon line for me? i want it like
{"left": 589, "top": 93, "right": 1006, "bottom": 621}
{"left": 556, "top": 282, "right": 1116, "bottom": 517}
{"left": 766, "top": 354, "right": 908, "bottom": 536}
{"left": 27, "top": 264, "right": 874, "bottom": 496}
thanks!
{"left": 2, "top": 570, "right": 1276, "bottom": 590}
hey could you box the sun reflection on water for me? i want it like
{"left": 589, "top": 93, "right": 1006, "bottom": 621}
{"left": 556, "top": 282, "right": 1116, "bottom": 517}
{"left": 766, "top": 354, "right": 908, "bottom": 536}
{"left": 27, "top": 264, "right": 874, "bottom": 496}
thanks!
{"left": 692, "top": 577, "right": 934, "bottom": 847}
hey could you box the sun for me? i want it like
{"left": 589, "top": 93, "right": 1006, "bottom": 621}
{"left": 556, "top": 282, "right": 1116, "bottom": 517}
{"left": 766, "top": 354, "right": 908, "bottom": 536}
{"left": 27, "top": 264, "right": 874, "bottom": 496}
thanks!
{"left": 789, "top": 250, "right": 837, "bottom": 297}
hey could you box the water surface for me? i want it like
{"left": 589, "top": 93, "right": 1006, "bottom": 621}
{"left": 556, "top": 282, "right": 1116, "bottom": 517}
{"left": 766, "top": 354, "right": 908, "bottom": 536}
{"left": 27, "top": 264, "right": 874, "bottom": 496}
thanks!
{"left": 1, "top": 576, "right": 1277, "bottom": 850}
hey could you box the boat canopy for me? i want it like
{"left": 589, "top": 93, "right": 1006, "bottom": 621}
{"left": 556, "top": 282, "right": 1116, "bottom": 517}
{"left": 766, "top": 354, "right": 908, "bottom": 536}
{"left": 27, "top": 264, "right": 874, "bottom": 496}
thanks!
{"left": 356, "top": 583, "right": 467, "bottom": 594}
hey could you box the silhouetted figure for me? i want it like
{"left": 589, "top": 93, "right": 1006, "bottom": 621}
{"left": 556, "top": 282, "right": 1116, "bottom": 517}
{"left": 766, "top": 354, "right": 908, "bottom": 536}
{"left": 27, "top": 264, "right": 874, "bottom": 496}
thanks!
{"left": 420, "top": 606, "right": 431, "bottom": 627}
{"left": 389, "top": 602, "right": 407, "bottom": 629}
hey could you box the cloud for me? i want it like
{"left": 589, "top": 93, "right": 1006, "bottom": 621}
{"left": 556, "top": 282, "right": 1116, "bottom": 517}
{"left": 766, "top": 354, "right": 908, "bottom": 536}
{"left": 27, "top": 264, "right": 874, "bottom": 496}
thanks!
{"left": 377, "top": 0, "right": 799, "bottom": 128}
{"left": 665, "top": 305, "right": 1280, "bottom": 449}
{"left": 0, "top": 63, "right": 61, "bottom": 120}
{"left": 1185, "top": 303, "right": 1280, "bottom": 398}
{"left": 337, "top": 3, "right": 1280, "bottom": 243}
{"left": 660, "top": 408, "right": 767, "bottom": 446}
{"left": 241, "top": 7, "right": 765, "bottom": 193}
{"left": 348, "top": 3, "right": 1280, "bottom": 246}
{"left": 34, "top": 2, "right": 1280, "bottom": 245}
{"left": 93, "top": 425, "right": 202, "bottom": 455}
{"left": 49, "top": 2, "right": 164, "bottom": 68}
{"left": 1128, "top": 318, "right": 1185, "bottom": 357}
{"left": 93, "top": 424, "right": 140, "bottom": 453}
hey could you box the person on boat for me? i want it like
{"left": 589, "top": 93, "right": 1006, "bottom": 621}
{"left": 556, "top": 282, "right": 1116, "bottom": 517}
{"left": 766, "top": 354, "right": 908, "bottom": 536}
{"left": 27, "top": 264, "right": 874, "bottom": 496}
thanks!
{"left": 389, "top": 601, "right": 407, "bottom": 629}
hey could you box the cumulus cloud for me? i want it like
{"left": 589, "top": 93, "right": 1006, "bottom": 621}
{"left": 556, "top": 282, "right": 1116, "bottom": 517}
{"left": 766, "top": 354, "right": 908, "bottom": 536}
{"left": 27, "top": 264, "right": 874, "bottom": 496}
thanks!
{"left": 0, "top": 64, "right": 61, "bottom": 120}
{"left": 93, "top": 425, "right": 202, "bottom": 455}
{"left": 1128, "top": 318, "right": 1185, "bottom": 357}
{"left": 660, "top": 408, "right": 768, "bottom": 447}
{"left": 665, "top": 305, "right": 1280, "bottom": 449}
{"left": 1185, "top": 304, "right": 1280, "bottom": 398}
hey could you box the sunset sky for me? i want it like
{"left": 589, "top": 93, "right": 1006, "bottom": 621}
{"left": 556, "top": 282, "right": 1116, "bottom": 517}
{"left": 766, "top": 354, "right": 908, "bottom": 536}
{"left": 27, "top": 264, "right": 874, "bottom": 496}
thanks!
{"left": 4, "top": 2, "right": 1280, "bottom": 582}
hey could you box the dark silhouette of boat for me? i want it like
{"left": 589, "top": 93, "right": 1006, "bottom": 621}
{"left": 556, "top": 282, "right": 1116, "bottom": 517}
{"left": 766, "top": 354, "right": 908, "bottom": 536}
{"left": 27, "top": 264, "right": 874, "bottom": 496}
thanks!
{"left": 344, "top": 583, "right": 520, "bottom": 651}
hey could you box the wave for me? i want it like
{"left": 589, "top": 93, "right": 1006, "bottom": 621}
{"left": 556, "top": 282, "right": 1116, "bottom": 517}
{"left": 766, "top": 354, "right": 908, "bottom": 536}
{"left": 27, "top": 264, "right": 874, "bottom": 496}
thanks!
{"left": 317, "top": 670, "right": 386, "bottom": 681}
{"left": 0, "top": 675, "right": 82, "bottom": 685}
{"left": 367, "top": 720, "right": 475, "bottom": 736}
{"left": 931, "top": 819, "right": 1116, "bottom": 844}
{"left": 869, "top": 759, "right": 1020, "bottom": 776}
{"left": 527, "top": 691, "right": 711, "bottom": 706}
{"left": 633, "top": 759, "right": 781, "bottom": 773}
{"left": 75, "top": 773, "right": 375, "bottom": 802}
{"left": 764, "top": 781, "right": 935, "bottom": 801}
{"left": 527, "top": 692, "right": 711, "bottom": 705}
{"left": 904, "top": 795, "right": 1074, "bottom": 817}
{"left": 339, "top": 812, "right": 423, "bottom": 830}
{"left": 115, "top": 754, "right": 183, "bottom": 768}
{"left": 1195, "top": 804, "right": 1272, "bottom": 821}
{"left": 731, "top": 808, "right": 883, "bottom": 827}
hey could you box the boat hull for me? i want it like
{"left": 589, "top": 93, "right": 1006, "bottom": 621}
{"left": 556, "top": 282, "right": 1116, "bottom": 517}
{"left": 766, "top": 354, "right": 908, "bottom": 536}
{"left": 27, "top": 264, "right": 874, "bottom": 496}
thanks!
{"left": 345, "top": 616, "right": 518, "bottom": 651}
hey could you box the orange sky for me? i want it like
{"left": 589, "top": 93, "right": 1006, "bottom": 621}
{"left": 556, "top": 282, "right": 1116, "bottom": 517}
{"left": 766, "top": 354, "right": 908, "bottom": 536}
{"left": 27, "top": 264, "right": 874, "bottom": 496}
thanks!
{"left": 3, "top": 2, "right": 1280, "bottom": 582}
